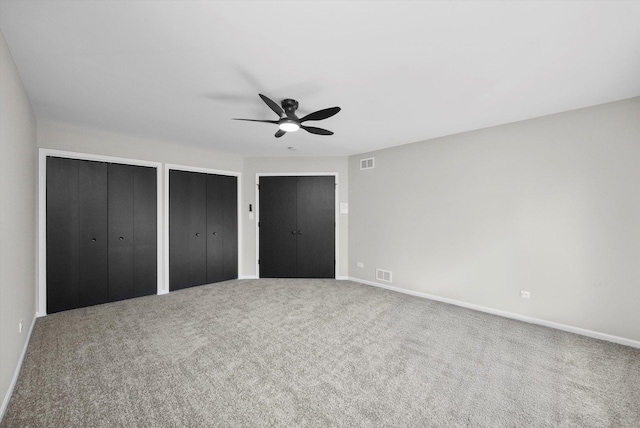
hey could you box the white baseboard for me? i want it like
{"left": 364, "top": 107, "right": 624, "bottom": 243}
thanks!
{"left": 336, "top": 276, "right": 349, "bottom": 280}
{"left": 348, "top": 277, "right": 640, "bottom": 349}
{"left": 1, "top": 313, "right": 37, "bottom": 421}
{"left": 238, "top": 275, "right": 258, "bottom": 280}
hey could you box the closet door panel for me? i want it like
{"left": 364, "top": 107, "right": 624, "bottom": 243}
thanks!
{"left": 46, "top": 157, "right": 80, "bottom": 313}
{"left": 108, "top": 163, "right": 134, "bottom": 301}
{"left": 296, "top": 176, "right": 335, "bottom": 278}
{"left": 78, "top": 160, "right": 109, "bottom": 306}
{"left": 169, "top": 170, "right": 190, "bottom": 290}
{"left": 133, "top": 166, "right": 157, "bottom": 297}
{"left": 221, "top": 175, "right": 238, "bottom": 280}
{"left": 188, "top": 173, "right": 207, "bottom": 286}
{"left": 206, "top": 174, "right": 224, "bottom": 283}
{"left": 259, "top": 176, "right": 298, "bottom": 278}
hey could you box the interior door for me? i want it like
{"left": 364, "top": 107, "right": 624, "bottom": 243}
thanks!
{"left": 188, "top": 172, "right": 207, "bottom": 287}
{"left": 108, "top": 163, "right": 135, "bottom": 301}
{"left": 259, "top": 177, "right": 298, "bottom": 277}
{"left": 259, "top": 176, "right": 335, "bottom": 278}
{"left": 206, "top": 174, "right": 224, "bottom": 283}
{"left": 47, "top": 157, "right": 81, "bottom": 313}
{"left": 221, "top": 174, "right": 238, "bottom": 280}
{"left": 296, "top": 176, "right": 335, "bottom": 278}
{"left": 132, "top": 165, "right": 157, "bottom": 297}
{"left": 78, "top": 160, "right": 109, "bottom": 307}
{"left": 169, "top": 170, "right": 190, "bottom": 290}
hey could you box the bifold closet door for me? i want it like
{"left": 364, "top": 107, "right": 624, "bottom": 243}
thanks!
{"left": 131, "top": 166, "right": 158, "bottom": 298}
{"left": 169, "top": 170, "right": 208, "bottom": 290}
{"left": 259, "top": 176, "right": 335, "bottom": 278}
{"left": 170, "top": 170, "right": 238, "bottom": 291}
{"left": 108, "top": 164, "right": 157, "bottom": 301}
{"left": 47, "top": 158, "right": 109, "bottom": 313}
{"left": 46, "top": 157, "right": 157, "bottom": 313}
{"left": 206, "top": 174, "right": 238, "bottom": 283}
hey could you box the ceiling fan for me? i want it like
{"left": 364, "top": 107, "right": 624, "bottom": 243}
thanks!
{"left": 233, "top": 94, "right": 341, "bottom": 138}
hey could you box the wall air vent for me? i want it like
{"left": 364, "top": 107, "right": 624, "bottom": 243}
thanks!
{"left": 360, "top": 157, "right": 375, "bottom": 170}
{"left": 376, "top": 268, "right": 392, "bottom": 283}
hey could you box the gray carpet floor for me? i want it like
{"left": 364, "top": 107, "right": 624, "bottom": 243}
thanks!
{"left": 2, "top": 279, "right": 639, "bottom": 427}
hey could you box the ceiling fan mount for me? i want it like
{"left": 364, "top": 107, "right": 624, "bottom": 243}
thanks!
{"left": 281, "top": 98, "right": 299, "bottom": 113}
{"left": 233, "top": 94, "right": 341, "bottom": 138}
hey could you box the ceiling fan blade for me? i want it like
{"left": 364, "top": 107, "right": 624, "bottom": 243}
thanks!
{"left": 232, "top": 118, "right": 279, "bottom": 124}
{"left": 259, "top": 93, "right": 284, "bottom": 117}
{"left": 299, "top": 106, "right": 341, "bottom": 123}
{"left": 301, "top": 125, "right": 334, "bottom": 136}
{"left": 275, "top": 129, "right": 286, "bottom": 138}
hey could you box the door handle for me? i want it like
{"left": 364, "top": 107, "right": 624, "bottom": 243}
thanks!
{"left": 91, "top": 238, "right": 97, "bottom": 242}
{"left": 119, "top": 236, "right": 124, "bottom": 241}
{"left": 212, "top": 232, "right": 217, "bottom": 236}
{"left": 291, "top": 230, "right": 297, "bottom": 235}
{"left": 195, "top": 233, "right": 200, "bottom": 237}
{"left": 297, "top": 230, "right": 302, "bottom": 235}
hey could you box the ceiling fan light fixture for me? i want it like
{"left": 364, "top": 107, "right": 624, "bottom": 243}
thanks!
{"left": 279, "top": 119, "right": 300, "bottom": 132}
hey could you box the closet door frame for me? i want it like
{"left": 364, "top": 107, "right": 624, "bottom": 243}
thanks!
{"left": 255, "top": 172, "right": 340, "bottom": 279}
{"left": 37, "top": 149, "right": 162, "bottom": 316}
{"left": 164, "top": 164, "right": 241, "bottom": 292}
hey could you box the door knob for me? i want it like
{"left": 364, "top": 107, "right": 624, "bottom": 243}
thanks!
{"left": 196, "top": 233, "right": 200, "bottom": 237}
{"left": 119, "top": 236, "right": 124, "bottom": 241}
{"left": 297, "top": 230, "right": 302, "bottom": 235}
{"left": 292, "top": 230, "right": 296, "bottom": 235}
{"left": 91, "top": 238, "right": 97, "bottom": 242}
{"left": 212, "top": 232, "right": 217, "bottom": 236}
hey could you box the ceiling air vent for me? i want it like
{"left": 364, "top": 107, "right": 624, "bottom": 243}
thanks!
{"left": 376, "top": 268, "right": 392, "bottom": 283}
{"left": 360, "top": 157, "right": 375, "bottom": 170}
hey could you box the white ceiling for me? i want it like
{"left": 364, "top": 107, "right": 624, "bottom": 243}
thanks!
{"left": 1, "top": 1, "right": 639, "bottom": 157}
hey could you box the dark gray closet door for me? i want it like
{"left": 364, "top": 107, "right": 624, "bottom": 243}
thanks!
{"left": 47, "top": 157, "right": 109, "bottom": 313}
{"left": 169, "top": 170, "right": 190, "bottom": 290}
{"left": 169, "top": 170, "right": 208, "bottom": 290}
{"left": 170, "top": 171, "right": 238, "bottom": 290}
{"left": 206, "top": 174, "right": 224, "bottom": 283}
{"left": 47, "top": 157, "right": 81, "bottom": 313}
{"left": 47, "top": 158, "right": 156, "bottom": 312}
{"left": 108, "top": 164, "right": 135, "bottom": 301}
{"left": 132, "top": 166, "right": 157, "bottom": 297}
{"left": 220, "top": 175, "right": 238, "bottom": 280}
{"left": 78, "top": 160, "right": 109, "bottom": 306}
{"left": 296, "top": 176, "right": 335, "bottom": 278}
{"left": 207, "top": 174, "right": 238, "bottom": 282}
{"left": 258, "top": 176, "right": 335, "bottom": 278}
{"left": 188, "top": 172, "right": 207, "bottom": 287}
{"left": 259, "top": 177, "right": 298, "bottom": 277}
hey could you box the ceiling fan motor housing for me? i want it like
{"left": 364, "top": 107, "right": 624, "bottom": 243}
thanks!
{"left": 281, "top": 99, "right": 299, "bottom": 113}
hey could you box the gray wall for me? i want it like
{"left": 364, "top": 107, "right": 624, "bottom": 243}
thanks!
{"left": 349, "top": 97, "right": 640, "bottom": 342}
{"left": 242, "top": 156, "right": 349, "bottom": 278}
{"left": 0, "top": 31, "right": 37, "bottom": 415}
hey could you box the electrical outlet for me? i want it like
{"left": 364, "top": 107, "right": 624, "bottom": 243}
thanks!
{"left": 19, "top": 320, "right": 23, "bottom": 333}
{"left": 520, "top": 290, "right": 531, "bottom": 299}
{"left": 357, "top": 262, "right": 364, "bottom": 268}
